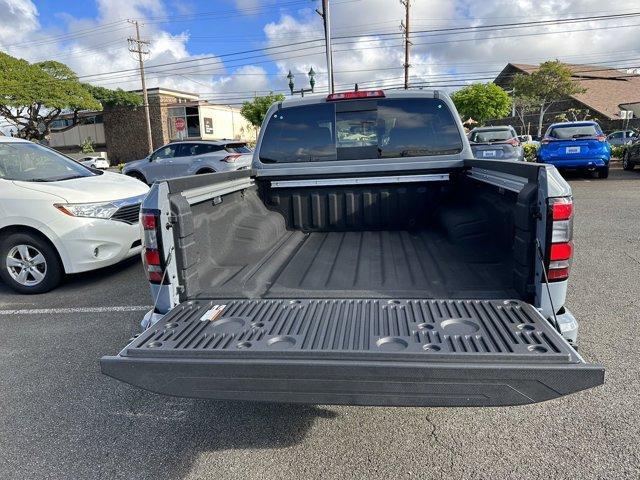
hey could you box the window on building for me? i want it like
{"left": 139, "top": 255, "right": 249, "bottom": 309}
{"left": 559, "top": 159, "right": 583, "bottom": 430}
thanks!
{"left": 167, "top": 106, "right": 200, "bottom": 139}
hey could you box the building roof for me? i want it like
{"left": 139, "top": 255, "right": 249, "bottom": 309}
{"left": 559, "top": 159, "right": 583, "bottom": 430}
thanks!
{"left": 494, "top": 63, "right": 640, "bottom": 120}
{"left": 129, "top": 87, "right": 200, "bottom": 100}
{"left": 165, "top": 100, "right": 242, "bottom": 110}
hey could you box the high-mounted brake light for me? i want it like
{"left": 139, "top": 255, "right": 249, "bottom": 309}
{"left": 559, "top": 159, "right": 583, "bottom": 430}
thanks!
{"left": 326, "top": 90, "right": 385, "bottom": 101}
{"left": 140, "top": 209, "right": 168, "bottom": 285}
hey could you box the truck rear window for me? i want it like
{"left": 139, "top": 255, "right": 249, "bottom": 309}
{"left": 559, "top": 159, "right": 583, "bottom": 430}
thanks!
{"left": 259, "top": 98, "right": 463, "bottom": 163}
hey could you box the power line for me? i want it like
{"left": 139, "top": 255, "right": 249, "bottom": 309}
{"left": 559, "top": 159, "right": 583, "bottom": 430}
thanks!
{"left": 61, "top": 11, "right": 640, "bottom": 82}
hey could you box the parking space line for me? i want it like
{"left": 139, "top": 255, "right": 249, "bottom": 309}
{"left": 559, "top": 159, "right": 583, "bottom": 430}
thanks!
{"left": 0, "top": 305, "right": 152, "bottom": 315}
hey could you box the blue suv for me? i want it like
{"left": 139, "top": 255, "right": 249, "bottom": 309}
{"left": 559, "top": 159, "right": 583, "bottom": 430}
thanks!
{"left": 537, "top": 121, "right": 611, "bottom": 178}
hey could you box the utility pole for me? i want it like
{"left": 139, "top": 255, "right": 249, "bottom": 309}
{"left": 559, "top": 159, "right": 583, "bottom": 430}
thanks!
{"left": 316, "top": 0, "right": 334, "bottom": 94}
{"left": 128, "top": 20, "right": 153, "bottom": 154}
{"left": 400, "top": 0, "right": 411, "bottom": 90}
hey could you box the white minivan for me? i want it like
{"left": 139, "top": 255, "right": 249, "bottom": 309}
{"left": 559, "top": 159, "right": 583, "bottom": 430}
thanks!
{"left": 0, "top": 137, "right": 149, "bottom": 293}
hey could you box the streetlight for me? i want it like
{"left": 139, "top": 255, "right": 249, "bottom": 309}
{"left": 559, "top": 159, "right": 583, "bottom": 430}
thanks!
{"left": 308, "top": 67, "right": 316, "bottom": 92}
{"left": 287, "top": 70, "right": 295, "bottom": 95}
{"left": 287, "top": 67, "right": 316, "bottom": 97}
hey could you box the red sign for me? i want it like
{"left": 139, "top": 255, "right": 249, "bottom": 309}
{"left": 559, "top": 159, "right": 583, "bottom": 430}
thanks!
{"left": 174, "top": 118, "right": 186, "bottom": 131}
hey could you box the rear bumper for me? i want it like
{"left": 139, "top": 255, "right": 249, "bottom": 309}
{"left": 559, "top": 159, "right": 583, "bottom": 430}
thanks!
{"left": 101, "top": 356, "right": 603, "bottom": 407}
{"left": 538, "top": 157, "right": 609, "bottom": 169}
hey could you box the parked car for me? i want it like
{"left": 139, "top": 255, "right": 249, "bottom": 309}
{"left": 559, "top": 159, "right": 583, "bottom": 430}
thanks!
{"left": 78, "top": 155, "right": 109, "bottom": 170}
{"left": 537, "top": 121, "right": 611, "bottom": 178}
{"left": 468, "top": 126, "right": 524, "bottom": 160}
{"left": 622, "top": 136, "right": 640, "bottom": 171}
{"left": 606, "top": 130, "right": 638, "bottom": 146}
{"left": 122, "top": 140, "right": 253, "bottom": 184}
{"left": 102, "top": 89, "right": 603, "bottom": 407}
{"left": 0, "top": 137, "right": 148, "bottom": 293}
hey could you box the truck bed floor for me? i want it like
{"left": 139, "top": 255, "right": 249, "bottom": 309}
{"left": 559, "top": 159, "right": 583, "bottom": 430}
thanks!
{"left": 198, "top": 230, "right": 517, "bottom": 300}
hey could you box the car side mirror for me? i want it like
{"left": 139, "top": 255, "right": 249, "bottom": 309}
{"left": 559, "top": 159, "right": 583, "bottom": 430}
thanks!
{"left": 147, "top": 156, "right": 153, "bottom": 162}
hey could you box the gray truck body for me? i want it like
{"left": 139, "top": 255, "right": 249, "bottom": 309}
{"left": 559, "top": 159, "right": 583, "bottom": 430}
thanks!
{"left": 102, "top": 90, "right": 603, "bottom": 406}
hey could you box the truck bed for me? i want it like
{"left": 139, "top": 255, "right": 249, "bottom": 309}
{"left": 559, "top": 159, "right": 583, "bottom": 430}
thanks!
{"left": 197, "top": 229, "right": 517, "bottom": 300}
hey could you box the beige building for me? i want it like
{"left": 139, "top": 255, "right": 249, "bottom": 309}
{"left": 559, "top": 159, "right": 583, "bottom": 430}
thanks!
{"left": 49, "top": 87, "right": 255, "bottom": 163}
{"left": 167, "top": 102, "right": 255, "bottom": 142}
{"left": 48, "top": 112, "right": 106, "bottom": 153}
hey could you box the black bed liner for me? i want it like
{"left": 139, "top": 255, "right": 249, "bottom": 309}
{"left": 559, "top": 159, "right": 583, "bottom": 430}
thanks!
{"left": 102, "top": 299, "right": 603, "bottom": 406}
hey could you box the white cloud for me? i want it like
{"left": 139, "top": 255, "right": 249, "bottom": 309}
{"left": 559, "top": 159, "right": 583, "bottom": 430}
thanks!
{"left": 1, "top": 0, "right": 639, "bottom": 107}
{"left": 262, "top": 0, "right": 640, "bottom": 94}
{"left": 0, "top": 0, "right": 229, "bottom": 95}
{"left": 0, "top": 0, "right": 39, "bottom": 45}
{"left": 234, "top": 0, "right": 261, "bottom": 15}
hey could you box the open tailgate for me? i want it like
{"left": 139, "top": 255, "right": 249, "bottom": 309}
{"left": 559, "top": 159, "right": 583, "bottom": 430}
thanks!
{"left": 101, "top": 299, "right": 603, "bottom": 407}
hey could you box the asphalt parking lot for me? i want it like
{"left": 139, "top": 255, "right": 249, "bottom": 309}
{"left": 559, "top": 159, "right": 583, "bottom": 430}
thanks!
{"left": 1, "top": 165, "right": 639, "bottom": 480}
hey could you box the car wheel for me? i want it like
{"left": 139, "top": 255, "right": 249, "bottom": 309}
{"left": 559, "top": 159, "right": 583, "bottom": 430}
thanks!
{"left": 622, "top": 152, "right": 635, "bottom": 171}
{"left": 126, "top": 171, "right": 148, "bottom": 184}
{"left": 90, "top": 164, "right": 96, "bottom": 168}
{"left": 0, "top": 232, "right": 62, "bottom": 294}
{"left": 597, "top": 166, "right": 610, "bottom": 179}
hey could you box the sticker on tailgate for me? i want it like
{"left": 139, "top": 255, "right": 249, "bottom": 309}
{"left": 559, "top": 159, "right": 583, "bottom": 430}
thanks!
{"left": 200, "top": 304, "right": 227, "bottom": 321}
{"left": 566, "top": 146, "right": 581, "bottom": 153}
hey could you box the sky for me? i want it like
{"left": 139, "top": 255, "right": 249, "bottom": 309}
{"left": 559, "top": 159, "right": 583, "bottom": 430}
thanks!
{"left": 1, "top": 0, "right": 640, "bottom": 106}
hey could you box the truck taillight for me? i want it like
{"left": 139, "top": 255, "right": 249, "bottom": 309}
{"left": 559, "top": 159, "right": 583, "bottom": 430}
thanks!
{"left": 596, "top": 134, "right": 606, "bottom": 142}
{"left": 551, "top": 196, "right": 573, "bottom": 221}
{"left": 548, "top": 197, "right": 574, "bottom": 282}
{"left": 506, "top": 137, "right": 520, "bottom": 147}
{"left": 140, "top": 209, "right": 167, "bottom": 284}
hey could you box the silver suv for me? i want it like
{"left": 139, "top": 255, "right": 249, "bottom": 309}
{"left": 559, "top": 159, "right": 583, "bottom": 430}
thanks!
{"left": 468, "top": 126, "right": 524, "bottom": 161}
{"left": 122, "top": 140, "right": 252, "bottom": 184}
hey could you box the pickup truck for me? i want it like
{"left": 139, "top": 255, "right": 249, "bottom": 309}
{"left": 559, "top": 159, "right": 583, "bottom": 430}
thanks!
{"left": 102, "top": 90, "right": 604, "bottom": 407}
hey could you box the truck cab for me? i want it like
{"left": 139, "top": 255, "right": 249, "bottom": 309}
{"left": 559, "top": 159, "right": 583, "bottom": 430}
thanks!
{"left": 102, "top": 90, "right": 603, "bottom": 407}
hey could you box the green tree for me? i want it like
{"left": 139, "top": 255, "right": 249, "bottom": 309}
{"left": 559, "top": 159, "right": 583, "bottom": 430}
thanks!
{"left": 240, "top": 93, "right": 286, "bottom": 128}
{"left": 0, "top": 53, "right": 140, "bottom": 141}
{"left": 512, "top": 94, "right": 537, "bottom": 134}
{"left": 450, "top": 83, "right": 511, "bottom": 125}
{"left": 512, "top": 60, "right": 586, "bottom": 137}
{"left": 83, "top": 84, "right": 142, "bottom": 108}
{"left": 81, "top": 137, "right": 95, "bottom": 153}
{"left": 554, "top": 107, "right": 591, "bottom": 123}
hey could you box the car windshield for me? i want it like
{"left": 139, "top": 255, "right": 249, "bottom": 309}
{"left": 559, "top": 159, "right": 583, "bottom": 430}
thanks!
{"left": 469, "top": 129, "right": 513, "bottom": 143}
{"left": 259, "top": 97, "right": 463, "bottom": 163}
{"left": 548, "top": 125, "right": 600, "bottom": 139}
{"left": 0, "top": 141, "right": 94, "bottom": 182}
{"left": 224, "top": 144, "right": 252, "bottom": 153}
